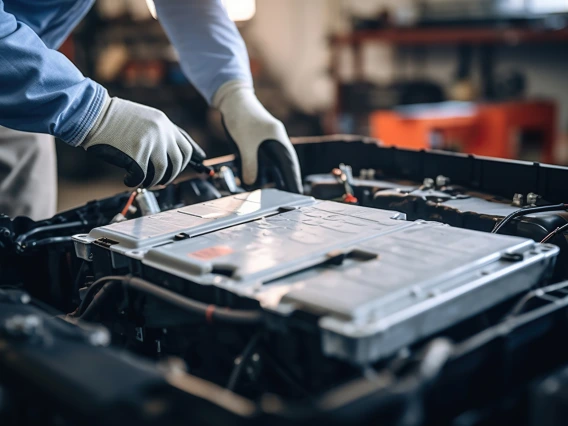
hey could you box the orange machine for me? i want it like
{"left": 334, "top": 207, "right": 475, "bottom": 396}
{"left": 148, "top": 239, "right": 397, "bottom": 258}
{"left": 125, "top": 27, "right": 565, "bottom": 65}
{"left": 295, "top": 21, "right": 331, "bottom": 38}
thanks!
{"left": 370, "top": 100, "right": 556, "bottom": 163}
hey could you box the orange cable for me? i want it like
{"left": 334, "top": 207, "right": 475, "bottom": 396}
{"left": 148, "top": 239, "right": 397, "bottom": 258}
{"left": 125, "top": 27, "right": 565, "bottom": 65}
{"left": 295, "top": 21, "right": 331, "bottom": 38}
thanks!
{"left": 121, "top": 191, "right": 137, "bottom": 217}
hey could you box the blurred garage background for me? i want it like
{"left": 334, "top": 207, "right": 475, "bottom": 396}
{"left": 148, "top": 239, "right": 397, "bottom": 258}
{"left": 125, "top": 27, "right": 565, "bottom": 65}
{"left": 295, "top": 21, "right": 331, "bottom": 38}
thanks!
{"left": 56, "top": 0, "right": 568, "bottom": 210}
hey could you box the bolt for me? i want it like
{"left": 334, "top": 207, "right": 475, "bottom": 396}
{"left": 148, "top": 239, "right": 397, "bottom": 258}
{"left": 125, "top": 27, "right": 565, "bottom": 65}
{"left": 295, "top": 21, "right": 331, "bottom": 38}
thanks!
{"left": 423, "top": 178, "right": 435, "bottom": 189}
{"left": 435, "top": 175, "right": 450, "bottom": 187}
{"left": 251, "top": 353, "right": 260, "bottom": 363}
{"left": 359, "top": 169, "right": 368, "bottom": 179}
{"left": 527, "top": 192, "right": 539, "bottom": 206}
{"left": 512, "top": 193, "right": 524, "bottom": 207}
{"left": 367, "top": 169, "right": 376, "bottom": 180}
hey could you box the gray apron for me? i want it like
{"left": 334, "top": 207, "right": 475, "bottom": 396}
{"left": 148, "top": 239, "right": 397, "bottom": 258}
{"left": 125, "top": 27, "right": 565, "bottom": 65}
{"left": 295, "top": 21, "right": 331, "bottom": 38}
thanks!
{"left": 0, "top": 126, "right": 57, "bottom": 221}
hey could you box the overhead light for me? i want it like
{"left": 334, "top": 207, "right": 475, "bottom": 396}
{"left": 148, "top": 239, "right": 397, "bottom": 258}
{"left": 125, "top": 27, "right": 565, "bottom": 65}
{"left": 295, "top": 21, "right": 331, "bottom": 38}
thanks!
{"left": 222, "top": 0, "right": 256, "bottom": 22}
{"left": 145, "top": 0, "right": 255, "bottom": 22}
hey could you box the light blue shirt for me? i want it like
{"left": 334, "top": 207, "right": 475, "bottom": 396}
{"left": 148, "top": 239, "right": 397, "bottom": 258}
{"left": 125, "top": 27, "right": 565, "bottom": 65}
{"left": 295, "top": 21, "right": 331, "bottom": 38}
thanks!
{"left": 0, "top": 0, "right": 252, "bottom": 146}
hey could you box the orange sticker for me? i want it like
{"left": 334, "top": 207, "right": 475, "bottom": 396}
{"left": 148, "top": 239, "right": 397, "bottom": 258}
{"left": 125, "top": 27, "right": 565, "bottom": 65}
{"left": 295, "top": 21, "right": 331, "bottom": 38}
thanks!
{"left": 187, "top": 245, "right": 233, "bottom": 260}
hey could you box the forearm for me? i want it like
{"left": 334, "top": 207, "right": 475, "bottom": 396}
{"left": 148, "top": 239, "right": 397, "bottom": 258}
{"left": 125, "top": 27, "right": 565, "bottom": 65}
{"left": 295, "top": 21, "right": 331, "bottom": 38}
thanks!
{"left": 153, "top": 0, "right": 252, "bottom": 104}
{"left": 0, "top": 5, "right": 105, "bottom": 146}
{"left": 153, "top": 0, "right": 301, "bottom": 192}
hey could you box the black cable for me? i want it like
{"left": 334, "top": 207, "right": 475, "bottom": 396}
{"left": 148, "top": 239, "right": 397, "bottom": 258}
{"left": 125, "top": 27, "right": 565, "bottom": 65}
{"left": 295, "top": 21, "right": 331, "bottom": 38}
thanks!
{"left": 15, "top": 221, "right": 84, "bottom": 247}
{"left": 75, "top": 275, "right": 264, "bottom": 325}
{"left": 19, "top": 236, "right": 74, "bottom": 252}
{"left": 74, "top": 275, "right": 126, "bottom": 317}
{"left": 226, "top": 332, "right": 263, "bottom": 391}
{"left": 80, "top": 281, "right": 118, "bottom": 321}
{"left": 541, "top": 222, "right": 568, "bottom": 243}
{"left": 491, "top": 203, "right": 568, "bottom": 234}
{"left": 126, "top": 276, "right": 263, "bottom": 324}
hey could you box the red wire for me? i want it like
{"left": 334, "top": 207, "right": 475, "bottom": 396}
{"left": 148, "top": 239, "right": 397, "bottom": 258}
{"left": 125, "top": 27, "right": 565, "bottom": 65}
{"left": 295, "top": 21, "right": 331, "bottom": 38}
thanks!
{"left": 120, "top": 191, "right": 137, "bottom": 217}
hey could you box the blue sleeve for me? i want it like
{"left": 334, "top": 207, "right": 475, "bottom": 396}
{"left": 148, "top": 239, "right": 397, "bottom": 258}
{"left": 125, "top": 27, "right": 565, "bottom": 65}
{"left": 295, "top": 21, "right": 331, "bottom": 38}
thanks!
{"left": 153, "top": 0, "right": 253, "bottom": 104}
{"left": 0, "top": 1, "right": 106, "bottom": 146}
{"left": 3, "top": 0, "right": 95, "bottom": 49}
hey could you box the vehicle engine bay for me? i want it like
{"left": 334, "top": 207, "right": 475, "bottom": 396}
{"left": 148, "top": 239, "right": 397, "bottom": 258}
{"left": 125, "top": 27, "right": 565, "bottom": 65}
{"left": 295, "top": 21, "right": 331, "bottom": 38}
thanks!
{"left": 2, "top": 136, "right": 568, "bottom": 426}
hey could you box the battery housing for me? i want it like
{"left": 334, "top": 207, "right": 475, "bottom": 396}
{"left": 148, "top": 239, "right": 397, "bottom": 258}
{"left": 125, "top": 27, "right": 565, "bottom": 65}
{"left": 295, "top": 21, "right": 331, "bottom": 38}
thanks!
{"left": 73, "top": 189, "right": 559, "bottom": 364}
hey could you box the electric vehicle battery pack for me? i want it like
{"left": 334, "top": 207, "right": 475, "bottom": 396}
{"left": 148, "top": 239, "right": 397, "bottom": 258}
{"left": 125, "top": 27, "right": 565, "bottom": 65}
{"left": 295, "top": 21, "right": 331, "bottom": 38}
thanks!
{"left": 73, "top": 189, "right": 559, "bottom": 365}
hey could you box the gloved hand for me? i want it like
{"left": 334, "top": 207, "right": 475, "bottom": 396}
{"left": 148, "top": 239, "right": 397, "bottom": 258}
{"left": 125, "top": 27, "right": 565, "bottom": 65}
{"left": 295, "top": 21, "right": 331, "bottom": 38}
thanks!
{"left": 81, "top": 94, "right": 204, "bottom": 188}
{"left": 212, "top": 80, "right": 302, "bottom": 194}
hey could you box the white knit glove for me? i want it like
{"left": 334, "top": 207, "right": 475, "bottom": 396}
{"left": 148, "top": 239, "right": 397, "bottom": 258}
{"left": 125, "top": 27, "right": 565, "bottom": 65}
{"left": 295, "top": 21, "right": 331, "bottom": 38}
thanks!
{"left": 212, "top": 80, "right": 302, "bottom": 193}
{"left": 81, "top": 94, "right": 204, "bottom": 188}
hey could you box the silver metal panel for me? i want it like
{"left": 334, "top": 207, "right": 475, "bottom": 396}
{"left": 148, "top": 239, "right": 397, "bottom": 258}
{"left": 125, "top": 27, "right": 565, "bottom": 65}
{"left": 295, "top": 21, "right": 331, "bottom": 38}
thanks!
{"left": 142, "top": 202, "right": 410, "bottom": 290}
{"left": 273, "top": 223, "right": 557, "bottom": 363}
{"left": 82, "top": 189, "right": 315, "bottom": 252}
{"left": 76, "top": 190, "right": 559, "bottom": 365}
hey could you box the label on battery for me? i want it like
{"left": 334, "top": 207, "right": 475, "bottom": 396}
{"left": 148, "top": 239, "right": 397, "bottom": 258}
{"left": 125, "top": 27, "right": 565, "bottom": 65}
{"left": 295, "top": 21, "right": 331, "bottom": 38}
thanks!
{"left": 187, "top": 245, "right": 234, "bottom": 260}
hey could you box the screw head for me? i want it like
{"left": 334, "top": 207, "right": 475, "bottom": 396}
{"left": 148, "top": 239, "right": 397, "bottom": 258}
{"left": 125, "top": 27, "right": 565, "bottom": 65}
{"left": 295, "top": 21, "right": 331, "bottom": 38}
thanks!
{"left": 527, "top": 192, "right": 539, "bottom": 205}
{"left": 423, "top": 178, "right": 435, "bottom": 189}
{"left": 435, "top": 175, "right": 450, "bottom": 187}
{"left": 512, "top": 193, "right": 524, "bottom": 207}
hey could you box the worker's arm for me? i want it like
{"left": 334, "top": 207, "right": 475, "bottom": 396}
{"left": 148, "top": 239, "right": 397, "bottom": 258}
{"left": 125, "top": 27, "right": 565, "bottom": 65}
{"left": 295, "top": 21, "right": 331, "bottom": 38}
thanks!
{"left": 2, "top": 0, "right": 95, "bottom": 49}
{"left": 0, "top": 0, "right": 104, "bottom": 144}
{"left": 0, "top": 1, "right": 198, "bottom": 188}
{"left": 154, "top": 0, "right": 303, "bottom": 193}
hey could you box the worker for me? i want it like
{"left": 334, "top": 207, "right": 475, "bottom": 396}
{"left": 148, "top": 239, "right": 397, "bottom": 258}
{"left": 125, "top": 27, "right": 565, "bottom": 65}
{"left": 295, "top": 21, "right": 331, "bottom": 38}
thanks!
{"left": 0, "top": 0, "right": 302, "bottom": 220}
